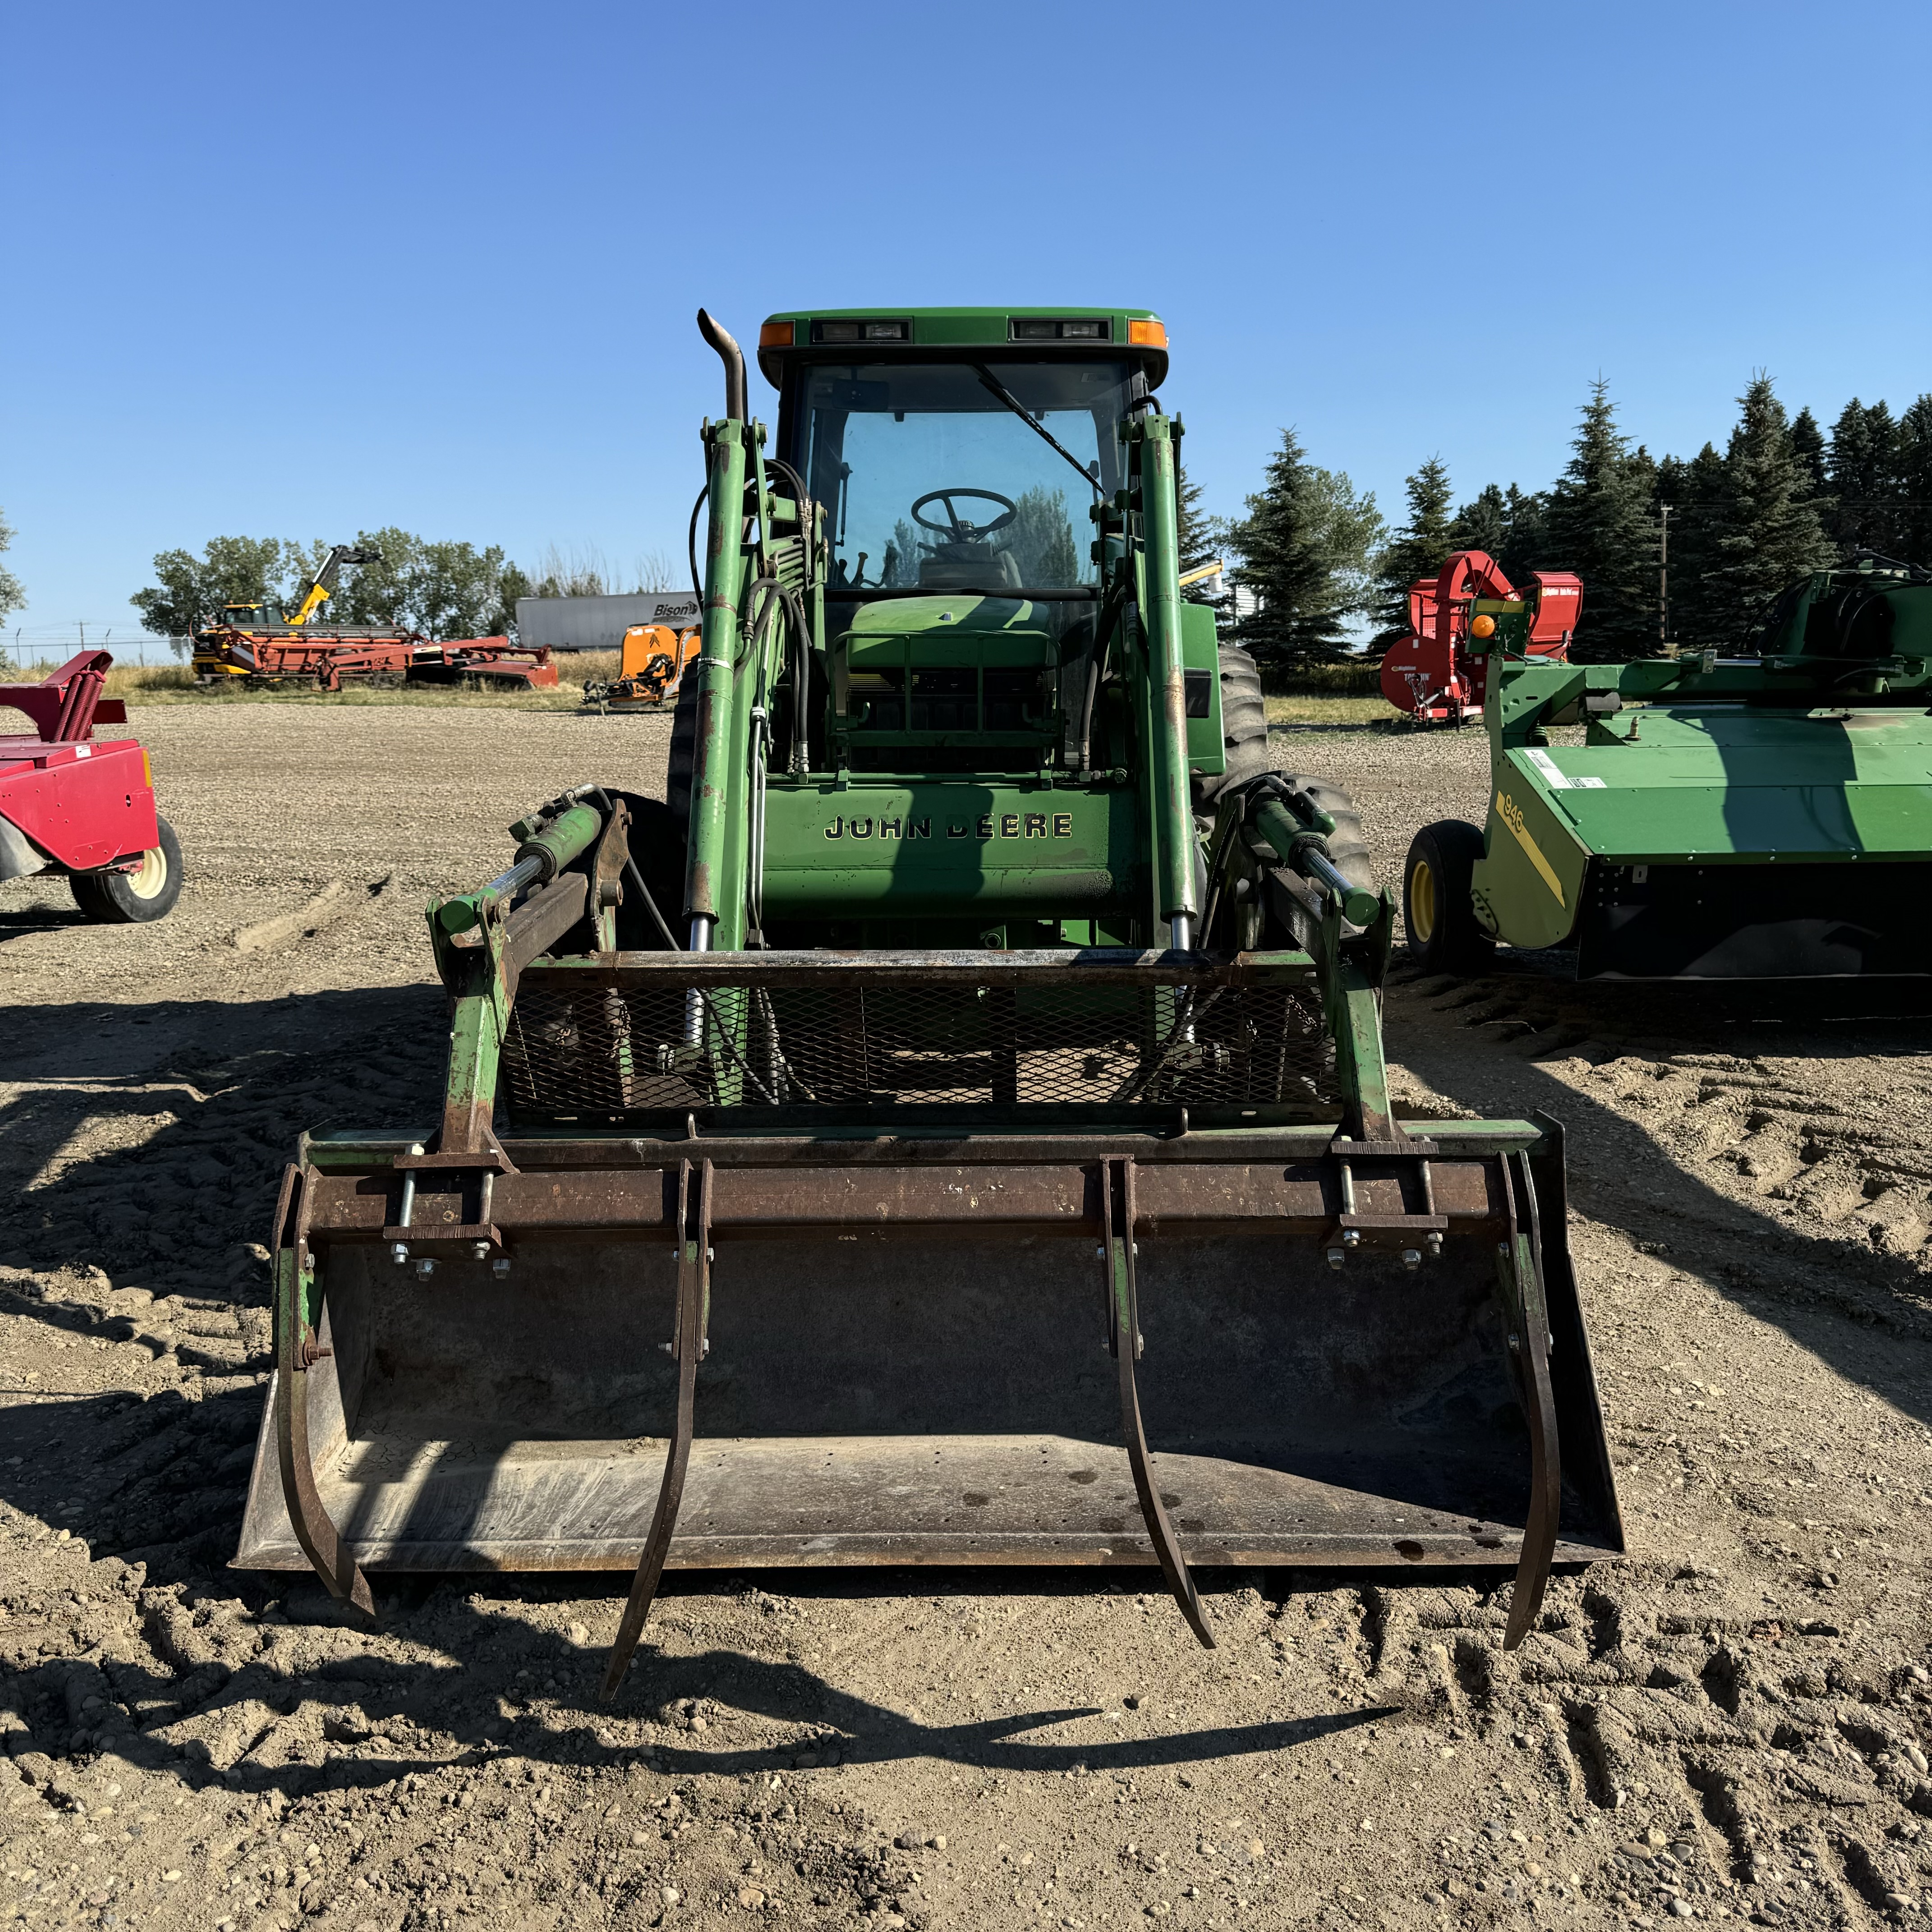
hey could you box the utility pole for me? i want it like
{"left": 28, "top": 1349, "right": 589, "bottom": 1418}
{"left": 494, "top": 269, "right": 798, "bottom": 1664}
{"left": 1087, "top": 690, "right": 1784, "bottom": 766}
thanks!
{"left": 1658, "top": 504, "right": 1671, "bottom": 647}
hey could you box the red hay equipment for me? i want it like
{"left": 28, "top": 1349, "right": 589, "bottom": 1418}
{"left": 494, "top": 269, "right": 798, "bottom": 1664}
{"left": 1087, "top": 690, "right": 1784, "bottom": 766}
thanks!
{"left": 1379, "top": 551, "right": 1580, "bottom": 723}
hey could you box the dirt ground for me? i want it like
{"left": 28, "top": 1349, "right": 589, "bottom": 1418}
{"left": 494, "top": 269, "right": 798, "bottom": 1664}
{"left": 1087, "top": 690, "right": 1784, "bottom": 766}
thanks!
{"left": 4, "top": 702, "right": 1932, "bottom": 1932}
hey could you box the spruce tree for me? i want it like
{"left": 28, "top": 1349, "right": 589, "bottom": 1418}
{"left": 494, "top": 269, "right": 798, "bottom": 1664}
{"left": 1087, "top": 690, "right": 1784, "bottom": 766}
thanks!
{"left": 1444, "top": 483, "right": 1550, "bottom": 588}
{"left": 1175, "top": 459, "right": 1222, "bottom": 605}
{"left": 1447, "top": 483, "right": 1508, "bottom": 560}
{"left": 1366, "top": 458, "right": 1454, "bottom": 644}
{"left": 1826, "top": 399, "right": 1900, "bottom": 559}
{"left": 1656, "top": 444, "right": 1728, "bottom": 643}
{"left": 1542, "top": 380, "right": 1658, "bottom": 661}
{"left": 1500, "top": 487, "right": 1550, "bottom": 584}
{"left": 1224, "top": 429, "right": 1382, "bottom": 674}
{"left": 1895, "top": 396, "right": 1932, "bottom": 569}
{"left": 1695, "top": 376, "right": 1835, "bottom": 643}
{"left": 1789, "top": 407, "right": 1829, "bottom": 497}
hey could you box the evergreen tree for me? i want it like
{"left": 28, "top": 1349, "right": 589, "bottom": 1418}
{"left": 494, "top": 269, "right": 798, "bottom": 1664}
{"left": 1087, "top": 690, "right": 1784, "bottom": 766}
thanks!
{"left": 883, "top": 518, "right": 921, "bottom": 588}
{"left": 1447, "top": 482, "right": 1551, "bottom": 587}
{"left": 1446, "top": 483, "right": 1507, "bottom": 560}
{"left": 1656, "top": 443, "right": 1728, "bottom": 643}
{"left": 1000, "top": 486, "right": 1080, "bottom": 587}
{"left": 1366, "top": 458, "right": 1453, "bottom": 643}
{"left": 1696, "top": 375, "right": 1835, "bottom": 643}
{"left": 1789, "top": 407, "right": 1829, "bottom": 497}
{"left": 1826, "top": 399, "right": 1900, "bottom": 558}
{"left": 1542, "top": 380, "right": 1658, "bottom": 660}
{"left": 1895, "top": 396, "right": 1932, "bottom": 569}
{"left": 1224, "top": 428, "right": 1383, "bottom": 673}
{"left": 1500, "top": 486, "right": 1551, "bottom": 584}
{"left": 1175, "top": 459, "right": 1221, "bottom": 603}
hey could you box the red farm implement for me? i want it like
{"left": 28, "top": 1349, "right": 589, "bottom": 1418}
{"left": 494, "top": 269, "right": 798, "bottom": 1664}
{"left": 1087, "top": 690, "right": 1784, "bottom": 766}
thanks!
{"left": 0, "top": 651, "right": 184, "bottom": 922}
{"left": 1380, "top": 552, "right": 1581, "bottom": 723}
{"left": 193, "top": 627, "right": 559, "bottom": 693}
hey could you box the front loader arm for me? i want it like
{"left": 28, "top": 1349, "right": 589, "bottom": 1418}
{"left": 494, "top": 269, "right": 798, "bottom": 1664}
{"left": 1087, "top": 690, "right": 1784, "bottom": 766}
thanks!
{"left": 1122, "top": 413, "right": 1201, "bottom": 949}
{"left": 685, "top": 313, "right": 757, "bottom": 950}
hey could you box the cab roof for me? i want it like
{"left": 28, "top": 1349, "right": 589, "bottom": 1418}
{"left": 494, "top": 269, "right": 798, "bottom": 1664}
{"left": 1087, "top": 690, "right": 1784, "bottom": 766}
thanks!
{"left": 756, "top": 306, "right": 1168, "bottom": 389}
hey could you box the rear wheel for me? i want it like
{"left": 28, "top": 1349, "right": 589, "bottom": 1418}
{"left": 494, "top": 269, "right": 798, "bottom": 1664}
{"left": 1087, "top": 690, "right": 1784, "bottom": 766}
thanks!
{"left": 1403, "top": 820, "right": 1492, "bottom": 972}
{"left": 71, "top": 816, "right": 184, "bottom": 925}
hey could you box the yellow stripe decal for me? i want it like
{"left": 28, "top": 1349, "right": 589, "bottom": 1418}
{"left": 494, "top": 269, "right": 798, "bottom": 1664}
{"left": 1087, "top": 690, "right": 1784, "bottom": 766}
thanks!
{"left": 1496, "top": 790, "right": 1565, "bottom": 908}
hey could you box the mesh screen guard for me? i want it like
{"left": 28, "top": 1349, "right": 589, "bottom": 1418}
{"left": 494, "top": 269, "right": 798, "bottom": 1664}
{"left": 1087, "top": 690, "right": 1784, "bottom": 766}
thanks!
{"left": 502, "top": 952, "right": 1339, "bottom": 1122}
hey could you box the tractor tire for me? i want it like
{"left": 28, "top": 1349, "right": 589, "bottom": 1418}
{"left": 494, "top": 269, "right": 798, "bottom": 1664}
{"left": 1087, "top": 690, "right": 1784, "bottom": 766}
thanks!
{"left": 70, "top": 816, "right": 184, "bottom": 925}
{"left": 667, "top": 667, "right": 700, "bottom": 828}
{"left": 1193, "top": 644, "right": 1270, "bottom": 810}
{"left": 1193, "top": 650, "right": 1375, "bottom": 902}
{"left": 1403, "top": 819, "right": 1493, "bottom": 973}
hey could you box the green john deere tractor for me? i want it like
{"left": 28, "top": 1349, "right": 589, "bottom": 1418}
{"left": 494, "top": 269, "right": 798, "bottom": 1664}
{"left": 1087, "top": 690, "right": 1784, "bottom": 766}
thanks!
{"left": 1404, "top": 557, "right": 1932, "bottom": 979}
{"left": 238, "top": 307, "right": 1622, "bottom": 1685}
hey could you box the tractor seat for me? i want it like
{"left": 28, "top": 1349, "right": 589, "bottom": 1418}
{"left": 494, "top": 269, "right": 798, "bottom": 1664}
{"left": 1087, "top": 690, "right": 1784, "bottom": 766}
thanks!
{"left": 918, "top": 543, "right": 1023, "bottom": 591}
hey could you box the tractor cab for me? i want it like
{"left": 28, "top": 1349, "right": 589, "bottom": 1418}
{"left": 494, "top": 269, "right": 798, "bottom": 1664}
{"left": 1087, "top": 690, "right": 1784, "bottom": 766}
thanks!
{"left": 754, "top": 308, "right": 1216, "bottom": 836}
{"left": 214, "top": 601, "right": 283, "bottom": 631}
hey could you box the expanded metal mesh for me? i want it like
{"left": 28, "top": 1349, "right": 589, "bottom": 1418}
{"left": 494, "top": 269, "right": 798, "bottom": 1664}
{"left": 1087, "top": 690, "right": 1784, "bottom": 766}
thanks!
{"left": 501, "top": 974, "right": 1338, "bottom": 1118}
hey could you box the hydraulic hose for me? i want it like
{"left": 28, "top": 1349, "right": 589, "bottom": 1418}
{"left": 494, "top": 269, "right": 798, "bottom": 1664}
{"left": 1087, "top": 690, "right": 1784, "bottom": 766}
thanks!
{"left": 686, "top": 485, "right": 708, "bottom": 606}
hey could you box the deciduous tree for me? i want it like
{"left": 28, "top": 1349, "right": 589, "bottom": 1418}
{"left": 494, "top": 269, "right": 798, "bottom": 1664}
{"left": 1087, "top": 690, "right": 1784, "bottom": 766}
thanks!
{"left": 130, "top": 535, "right": 298, "bottom": 640}
{"left": 0, "top": 508, "right": 24, "bottom": 632}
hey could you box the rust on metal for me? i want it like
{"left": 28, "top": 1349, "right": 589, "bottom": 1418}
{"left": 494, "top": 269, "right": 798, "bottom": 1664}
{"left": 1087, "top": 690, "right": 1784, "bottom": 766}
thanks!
{"left": 1102, "top": 1156, "right": 1214, "bottom": 1646}
{"left": 270, "top": 1165, "right": 373, "bottom": 1617}
{"left": 1498, "top": 1149, "right": 1560, "bottom": 1647}
{"left": 603, "top": 1158, "right": 712, "bottom": 1694}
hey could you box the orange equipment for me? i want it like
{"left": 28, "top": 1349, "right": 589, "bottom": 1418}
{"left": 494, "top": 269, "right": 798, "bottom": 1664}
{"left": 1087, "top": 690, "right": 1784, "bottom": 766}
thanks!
{"left": 1379, "top": 551, "right": 1581, "bottom": 724}
{"left": 582, "top": 625, "right": 701, "bottom": 709}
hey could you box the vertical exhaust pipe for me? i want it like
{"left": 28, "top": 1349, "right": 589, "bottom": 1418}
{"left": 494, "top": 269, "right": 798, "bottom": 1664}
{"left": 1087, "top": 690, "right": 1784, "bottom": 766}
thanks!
{"left": 697, "top": 309, "right": 747, "bottom": 423}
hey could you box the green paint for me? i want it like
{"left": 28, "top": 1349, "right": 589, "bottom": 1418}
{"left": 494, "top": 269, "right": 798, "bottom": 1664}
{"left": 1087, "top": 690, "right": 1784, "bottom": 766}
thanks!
{"left": 1128, "top": 415, "right": 1198, "bottom": 929}
{"left": 1467, "top": 568, "right": 1932, "bottom": 955}
{"left": 762, "top": 781, "right": 1136, "bottom": 915}
{"left": 276, "top": 1224, "right": 321, "bottom": 1353}
{"left": 685, "top": 416, "right": 750, "bottom": 937}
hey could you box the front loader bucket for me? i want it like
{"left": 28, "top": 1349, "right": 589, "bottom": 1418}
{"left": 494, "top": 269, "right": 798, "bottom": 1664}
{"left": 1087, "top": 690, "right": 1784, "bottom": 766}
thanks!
{"left": 237, "top": 953, "right": 1622, "bottom": 1643}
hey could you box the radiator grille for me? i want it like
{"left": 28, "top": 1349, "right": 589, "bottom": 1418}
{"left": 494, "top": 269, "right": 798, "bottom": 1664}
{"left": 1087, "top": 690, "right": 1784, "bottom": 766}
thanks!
{"left": 501, "top": 970, "right": 1336, "bottom": 1118}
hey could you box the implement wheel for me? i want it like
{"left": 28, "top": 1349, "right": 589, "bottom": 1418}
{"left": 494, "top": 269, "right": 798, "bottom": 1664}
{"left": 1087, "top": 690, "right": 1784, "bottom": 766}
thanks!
{"left": 1403, "top": 820, "right": 1492, "bottom": 973}
{"left": 71, "top": 817, "right": 184, "bottom": 925}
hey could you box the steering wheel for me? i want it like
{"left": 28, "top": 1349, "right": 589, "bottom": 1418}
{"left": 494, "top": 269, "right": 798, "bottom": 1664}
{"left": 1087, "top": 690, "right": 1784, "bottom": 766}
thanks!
{"left": 911, "top": 488, "right": 1017, "bottom": 542}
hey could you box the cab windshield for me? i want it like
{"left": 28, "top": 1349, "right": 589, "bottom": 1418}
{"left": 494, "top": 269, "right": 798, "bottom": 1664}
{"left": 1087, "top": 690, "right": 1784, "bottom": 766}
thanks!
{"left": 796, "top": 360, "right": 1136, "bottom": 595}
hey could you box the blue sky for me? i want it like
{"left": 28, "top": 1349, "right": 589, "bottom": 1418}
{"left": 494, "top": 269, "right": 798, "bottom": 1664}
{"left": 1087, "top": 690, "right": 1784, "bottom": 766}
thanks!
{"left": 5, "top": 0, "right": 1929, "bottom": 656}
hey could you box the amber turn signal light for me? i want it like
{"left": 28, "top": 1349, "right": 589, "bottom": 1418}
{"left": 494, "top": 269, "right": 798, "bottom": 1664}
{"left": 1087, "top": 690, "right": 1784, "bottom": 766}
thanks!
{"left": 759, "top": 321, "right": 795, "bottom": 349}
{"left": 1127, "top": 319, "right": 1167, "bottom": 347}
{"left": 1470, "top": 614, "right": 1497, "bottom": 639}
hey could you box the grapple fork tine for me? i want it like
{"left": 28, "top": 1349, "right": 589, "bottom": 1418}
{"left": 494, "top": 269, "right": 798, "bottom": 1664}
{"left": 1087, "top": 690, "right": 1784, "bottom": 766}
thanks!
{"left": 604, "top": 1157, "right": 711, "bottom": 1696}
{"left": 1103, "top": 1156, "right": 1214, "bottom": 1649}
{"left": 1500, "top": 1151, "right": 1560, "bottom": 1648}
{"left": 271, "top": 1163, "right": 373, "bottom": 1619}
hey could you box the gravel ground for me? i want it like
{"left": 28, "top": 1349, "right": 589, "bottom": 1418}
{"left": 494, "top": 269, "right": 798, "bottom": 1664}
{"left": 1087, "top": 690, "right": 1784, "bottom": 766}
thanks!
{"left": 3, "top": 702, "right": 1932, "bottom": 1932}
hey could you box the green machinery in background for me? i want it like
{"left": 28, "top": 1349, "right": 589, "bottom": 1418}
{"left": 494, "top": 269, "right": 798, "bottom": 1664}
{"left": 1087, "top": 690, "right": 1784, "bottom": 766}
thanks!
{"left": 238, "top": 307, "right": 1622, "bottom": 1686}
{"left": 1404, "top": 558, "right": 1932, "bottom": 979}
